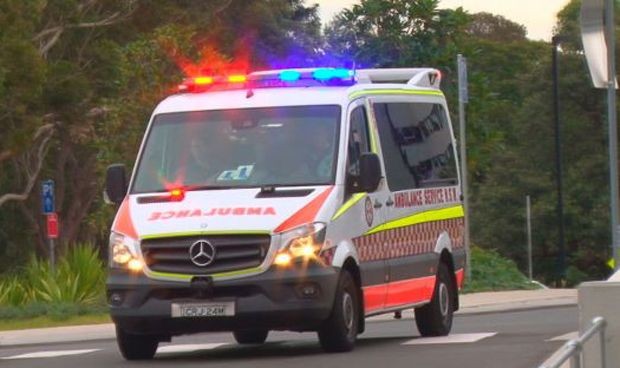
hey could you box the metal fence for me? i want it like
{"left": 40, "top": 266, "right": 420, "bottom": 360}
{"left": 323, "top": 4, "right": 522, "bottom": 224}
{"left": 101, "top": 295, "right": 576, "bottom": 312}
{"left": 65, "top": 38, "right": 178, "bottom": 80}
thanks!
{"left": 538, "top": 317, "right": 607, "bottom": 368}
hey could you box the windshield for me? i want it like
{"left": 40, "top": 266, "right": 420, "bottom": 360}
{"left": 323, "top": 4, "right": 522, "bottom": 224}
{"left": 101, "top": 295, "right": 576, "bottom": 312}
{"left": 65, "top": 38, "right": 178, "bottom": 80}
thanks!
{"left": 132, "top": 105, "right": 341, "bottom": 193}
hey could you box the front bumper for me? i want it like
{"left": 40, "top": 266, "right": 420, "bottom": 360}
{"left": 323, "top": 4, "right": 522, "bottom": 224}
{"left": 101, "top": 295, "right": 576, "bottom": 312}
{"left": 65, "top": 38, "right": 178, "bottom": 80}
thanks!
{"left": 107, "top": 265, "right": 338, "bottom": 336}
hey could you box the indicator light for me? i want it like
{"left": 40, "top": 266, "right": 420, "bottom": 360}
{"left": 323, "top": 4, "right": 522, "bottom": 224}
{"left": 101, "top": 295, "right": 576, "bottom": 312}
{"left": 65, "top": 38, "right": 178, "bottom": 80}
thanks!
{"left": 128, "top": 259, "right": 144, "bottom": 272}
{"left": 228, "top": 75, "right": 247, "bottom": 83}
{"left": 194, "top": 76, "right": 214, "bottom": 85}
{"left": 274, "top": 253, "right": 292, "bottom": 266}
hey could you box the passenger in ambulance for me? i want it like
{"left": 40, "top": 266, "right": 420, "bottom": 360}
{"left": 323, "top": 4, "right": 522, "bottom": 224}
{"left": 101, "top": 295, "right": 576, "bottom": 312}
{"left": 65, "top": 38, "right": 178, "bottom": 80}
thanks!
{"left": 307, "top": 122, "right": 335, "bottom": 180}
{"left": 252, "top": 132, "right": 312, "bottom": 184}
{"left": 180, "top": 135, "right": 218, "bottom": 185}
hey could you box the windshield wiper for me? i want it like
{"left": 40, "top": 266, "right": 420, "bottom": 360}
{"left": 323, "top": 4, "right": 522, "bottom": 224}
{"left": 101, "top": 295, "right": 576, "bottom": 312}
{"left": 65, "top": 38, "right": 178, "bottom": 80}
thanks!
{"left": 187, "top": 185, "right": 239, "bottom": 191}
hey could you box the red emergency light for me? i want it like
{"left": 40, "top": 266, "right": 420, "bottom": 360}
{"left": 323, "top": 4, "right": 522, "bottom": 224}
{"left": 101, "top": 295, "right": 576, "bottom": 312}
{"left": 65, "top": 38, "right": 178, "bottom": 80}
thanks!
{"left": 169, "top": 188, "right": 185, "bottom": 202}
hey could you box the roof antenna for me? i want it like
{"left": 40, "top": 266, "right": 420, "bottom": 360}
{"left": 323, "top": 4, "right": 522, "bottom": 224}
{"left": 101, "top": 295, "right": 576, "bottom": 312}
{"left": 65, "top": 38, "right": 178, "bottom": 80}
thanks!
{"left": 246, "top": 88, "right": 254, "bottom": 99}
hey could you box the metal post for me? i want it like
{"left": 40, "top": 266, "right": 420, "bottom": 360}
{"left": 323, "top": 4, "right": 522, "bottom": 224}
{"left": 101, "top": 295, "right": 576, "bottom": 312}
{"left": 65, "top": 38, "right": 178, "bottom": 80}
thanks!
{"left": 49, "top": 238, "right": 55, "bottom": 274}
{"left": 552, "top": 36, "right": 567, "bottom": 282}
{"left": 599, "top": 325, "right": 607, "bottom": 368}
{"left": 457, "top": 54, "right": 471, "bottom": 280}
{"left": 605, "top": 0, "right": 620, "bottom": 272}
{"left": 527, "top": 195, "right": 533, "bottom": 281}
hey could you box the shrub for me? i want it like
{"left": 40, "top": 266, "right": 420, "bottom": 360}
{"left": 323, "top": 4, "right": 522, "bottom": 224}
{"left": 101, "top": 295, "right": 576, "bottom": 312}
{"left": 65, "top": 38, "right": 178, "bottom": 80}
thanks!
{"left": 464, "top": 246, "right": 540, "bottom": 293}
{"left": 0, "top": 277, "right": 34, "bottom": 306}
{"left": 0, "top": 243, "right": 105, "bottom": 308}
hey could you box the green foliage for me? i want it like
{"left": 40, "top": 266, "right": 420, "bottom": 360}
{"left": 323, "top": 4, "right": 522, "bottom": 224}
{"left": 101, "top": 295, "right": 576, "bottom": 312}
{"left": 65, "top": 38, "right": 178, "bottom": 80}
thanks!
{"left": 0, "top": 277, "right": 33, "bottom": 306}
{"left": 0, "top": 244, "right": 105, "bottom": 307}
{"left": 464, "top": 247, "right": 539, "bottom": 293}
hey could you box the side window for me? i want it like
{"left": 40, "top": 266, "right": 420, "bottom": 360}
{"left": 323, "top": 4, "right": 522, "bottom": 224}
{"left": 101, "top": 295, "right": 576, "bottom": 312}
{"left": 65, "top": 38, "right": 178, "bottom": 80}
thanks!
{"left": 346, "top": 106, "right": 371, "bottom": 192}
{"left": 374, "top": 102, "right": 458, "bottom": 191}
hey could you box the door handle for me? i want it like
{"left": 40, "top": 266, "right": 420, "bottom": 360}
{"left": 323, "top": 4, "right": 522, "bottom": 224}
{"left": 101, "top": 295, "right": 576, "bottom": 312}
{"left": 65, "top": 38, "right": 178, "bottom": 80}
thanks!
{"left": 373, "top": 199, "right": 383, "bottom": 209}
{"left": 385, "top": 198, "right": 394, "bottom": 207}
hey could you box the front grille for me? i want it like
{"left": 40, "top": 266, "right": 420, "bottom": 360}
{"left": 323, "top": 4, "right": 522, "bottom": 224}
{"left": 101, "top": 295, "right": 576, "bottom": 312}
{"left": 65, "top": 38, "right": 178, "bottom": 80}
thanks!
{"left": 141, "top": 235, "right": 271, "bottom": 275}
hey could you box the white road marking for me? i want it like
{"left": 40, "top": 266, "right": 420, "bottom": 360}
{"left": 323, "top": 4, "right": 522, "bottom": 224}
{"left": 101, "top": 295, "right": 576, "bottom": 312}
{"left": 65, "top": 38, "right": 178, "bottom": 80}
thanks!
{"left": 547, "top": 331, "right": 578, "bottom": 342}
{"left": 156, "top": 343, "right": 228, "bottom": 354}
{"left": 1, "top": 349, "right": 100, "bottom": 360}
{"left": 402, "top": 332, "right": 497, "bottom": 345}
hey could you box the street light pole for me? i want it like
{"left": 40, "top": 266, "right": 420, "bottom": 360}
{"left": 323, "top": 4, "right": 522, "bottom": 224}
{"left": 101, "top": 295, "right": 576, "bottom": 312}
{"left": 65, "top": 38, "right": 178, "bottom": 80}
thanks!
{"left": 552, "top": 35, "right": 567, "bottom": 283}
{"left": 605, "top": 0, "right": 620, "bottom": 271}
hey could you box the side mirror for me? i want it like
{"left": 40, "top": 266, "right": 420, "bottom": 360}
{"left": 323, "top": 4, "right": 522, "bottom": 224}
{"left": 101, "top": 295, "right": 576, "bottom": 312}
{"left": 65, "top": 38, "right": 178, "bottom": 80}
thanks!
{"left": 359, "top": 153, "right": 382, "bottom": 193}
{"left": 105, "top": 164, "right": 127, "bottom": 205}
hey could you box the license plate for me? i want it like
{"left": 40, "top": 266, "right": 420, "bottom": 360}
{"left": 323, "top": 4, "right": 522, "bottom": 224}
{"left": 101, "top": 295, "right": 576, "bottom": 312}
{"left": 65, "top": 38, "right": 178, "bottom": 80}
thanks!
{"left": 171, "top": 302, "right": 235, "bottom": 318}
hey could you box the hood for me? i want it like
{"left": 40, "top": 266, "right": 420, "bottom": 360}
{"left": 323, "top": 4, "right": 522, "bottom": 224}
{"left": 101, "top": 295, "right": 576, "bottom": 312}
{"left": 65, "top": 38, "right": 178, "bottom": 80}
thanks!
{"left": 111, "top": 186, "right": 333, "bottom": 239}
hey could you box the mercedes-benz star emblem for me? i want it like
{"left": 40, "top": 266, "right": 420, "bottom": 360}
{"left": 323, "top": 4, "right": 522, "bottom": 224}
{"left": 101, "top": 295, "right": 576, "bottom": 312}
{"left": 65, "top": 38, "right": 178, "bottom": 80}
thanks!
{"left": 189, "top": 240, "right": 216, "bottom": 267}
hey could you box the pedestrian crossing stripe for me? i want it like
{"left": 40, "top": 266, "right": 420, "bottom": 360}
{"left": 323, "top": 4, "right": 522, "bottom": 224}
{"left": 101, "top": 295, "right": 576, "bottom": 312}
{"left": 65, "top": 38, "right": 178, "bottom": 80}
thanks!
{"left": 402, "top": 332, "right": 497, "bottom": 345}
{"left": 547, "top": 331, "right": 578, "bottom": 342}
{"left": 0, "top": 333, "right": 501, "bottom": 360}
{"left": 156, "top": 343, "right": 228, "bottom": 354}
{"left": 1, "top": 349, "right": 100, "bottom": 360}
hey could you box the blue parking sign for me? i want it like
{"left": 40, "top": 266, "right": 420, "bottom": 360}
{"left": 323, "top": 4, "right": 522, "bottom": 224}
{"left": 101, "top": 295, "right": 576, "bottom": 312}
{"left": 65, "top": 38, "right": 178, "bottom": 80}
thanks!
{"left": 42, "top": 180, "right": 55, "bottom": 214}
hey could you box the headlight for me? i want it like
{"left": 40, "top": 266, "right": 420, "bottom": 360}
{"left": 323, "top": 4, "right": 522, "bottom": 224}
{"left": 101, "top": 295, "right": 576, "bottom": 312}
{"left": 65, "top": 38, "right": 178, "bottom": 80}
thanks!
{"left": 274, "top": 223, "right": 326, "bottom": 266}
{"left": 109, "top": 232, "right": 143, "bottom": 271}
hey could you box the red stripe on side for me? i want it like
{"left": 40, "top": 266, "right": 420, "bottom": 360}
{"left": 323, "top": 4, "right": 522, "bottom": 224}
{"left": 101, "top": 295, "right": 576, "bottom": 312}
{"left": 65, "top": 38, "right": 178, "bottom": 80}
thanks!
{"left": 362, "top": 284, "right": 387, "bottom": 313}
{"left": 455, "top": 268, "right": 465, "bottom": 289}
{"left": 384, "top": 275, "right": 436, "bottom": 308}
{"left": 112, "top": 198, "right": 138, "bottom": 239}
{"left": 274, "top": 187, "right": 333, "bottom": 233}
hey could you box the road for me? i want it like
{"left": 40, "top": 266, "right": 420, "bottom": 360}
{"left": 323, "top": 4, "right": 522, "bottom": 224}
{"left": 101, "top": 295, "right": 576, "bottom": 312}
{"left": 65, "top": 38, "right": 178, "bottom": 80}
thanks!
{"left": 0, "top": 306, "right": 577, "bottom": 368}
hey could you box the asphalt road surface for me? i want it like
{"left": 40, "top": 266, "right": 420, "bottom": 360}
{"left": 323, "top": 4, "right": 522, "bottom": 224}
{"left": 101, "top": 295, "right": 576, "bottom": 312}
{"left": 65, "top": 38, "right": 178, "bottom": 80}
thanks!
{"left": 0, "top": 306, "right": 577, "bottom": 368}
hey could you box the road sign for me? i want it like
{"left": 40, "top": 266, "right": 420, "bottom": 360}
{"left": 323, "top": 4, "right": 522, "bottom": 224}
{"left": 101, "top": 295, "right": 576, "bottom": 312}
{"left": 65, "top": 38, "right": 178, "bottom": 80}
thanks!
{"left": 47, "top": 213, "right": 59, "bottom": 239}
{"left": 42, "top": 180, "right": 55, "bottom": 214}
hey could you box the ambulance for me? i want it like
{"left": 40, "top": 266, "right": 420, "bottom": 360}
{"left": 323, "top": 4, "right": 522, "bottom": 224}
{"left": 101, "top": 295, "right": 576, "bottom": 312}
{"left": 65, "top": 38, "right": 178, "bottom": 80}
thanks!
{"left": 104, "top": 67, "right": 466, "bottom": 360}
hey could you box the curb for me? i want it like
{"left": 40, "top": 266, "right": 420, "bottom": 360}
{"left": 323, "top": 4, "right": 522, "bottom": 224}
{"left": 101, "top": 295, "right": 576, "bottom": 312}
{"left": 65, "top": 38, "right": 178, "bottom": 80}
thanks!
{"left": 0, "top": 292, "right": 577, "bottom": 347}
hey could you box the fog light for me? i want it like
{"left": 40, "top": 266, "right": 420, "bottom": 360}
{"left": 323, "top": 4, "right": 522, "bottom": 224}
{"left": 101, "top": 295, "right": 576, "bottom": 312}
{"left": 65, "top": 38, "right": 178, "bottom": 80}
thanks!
{"left": 296, "top": 283, "right": 320, "bottom": 299}
{"left": 109, "top": 292, "right": 123, "bottom": 306}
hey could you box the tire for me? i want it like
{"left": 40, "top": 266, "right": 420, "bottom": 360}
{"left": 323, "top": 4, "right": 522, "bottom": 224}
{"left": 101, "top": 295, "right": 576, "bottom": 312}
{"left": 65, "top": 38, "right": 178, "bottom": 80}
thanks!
{"left": 116, "top": 326, "right": 159, "bottom": 360}
{"left": 233, "top": 329, "right": 269, "bottom": 344}
{"left": 415, "top": 262, "right": 455, "bottom": 337}
{"left": 317, "top": 270, "right": 360, "bottom": 353}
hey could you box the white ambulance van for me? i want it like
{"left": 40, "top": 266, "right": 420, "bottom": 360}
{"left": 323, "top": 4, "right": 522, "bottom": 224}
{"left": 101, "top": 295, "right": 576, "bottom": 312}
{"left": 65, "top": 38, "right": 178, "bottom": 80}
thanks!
{"left": 104, "top": 67, "right": 466, "bottom": 360}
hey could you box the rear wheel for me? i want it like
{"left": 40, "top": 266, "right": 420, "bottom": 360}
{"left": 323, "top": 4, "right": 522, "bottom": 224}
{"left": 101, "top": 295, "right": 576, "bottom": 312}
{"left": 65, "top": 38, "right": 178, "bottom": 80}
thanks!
{"left": 116, "top": 326, "right": 159, "bottom": 360}
{"left": 415, "top": 262, "right": 455, "bottom": 336}
{"left": 317, "top": 270, "right": 360, "bottom": 352}
{"left": 233, "top": 329, "right": 269, "bottom": 344}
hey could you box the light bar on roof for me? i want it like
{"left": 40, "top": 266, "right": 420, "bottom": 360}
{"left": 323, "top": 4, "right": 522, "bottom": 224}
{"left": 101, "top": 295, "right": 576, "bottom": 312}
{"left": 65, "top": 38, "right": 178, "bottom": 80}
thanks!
{"left": 177, "top": 68, "right": 356, "bottom": 93}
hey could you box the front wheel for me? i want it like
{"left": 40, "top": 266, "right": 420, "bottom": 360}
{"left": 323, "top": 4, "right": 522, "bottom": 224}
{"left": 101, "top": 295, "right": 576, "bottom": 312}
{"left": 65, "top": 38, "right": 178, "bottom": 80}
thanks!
{"left": 317, "top": 270, "right": 360, "bottom": 352}
{"left": 414, "top": 262, "right": 455, "bottom": 336}
{"left": 116, "top": 326, "right": 159, "bottom": 360}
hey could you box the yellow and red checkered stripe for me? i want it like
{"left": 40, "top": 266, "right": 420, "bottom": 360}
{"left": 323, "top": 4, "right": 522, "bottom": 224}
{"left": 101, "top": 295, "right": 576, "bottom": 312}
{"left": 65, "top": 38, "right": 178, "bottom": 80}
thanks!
{"left": 353, "top": 217, "right": 464, "bottom": 263}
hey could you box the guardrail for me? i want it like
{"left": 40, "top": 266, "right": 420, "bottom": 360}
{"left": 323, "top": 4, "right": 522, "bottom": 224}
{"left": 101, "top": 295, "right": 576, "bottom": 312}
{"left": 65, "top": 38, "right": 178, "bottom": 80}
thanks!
{"left": 538, "top": 317, "right": 607, "bottom": 368}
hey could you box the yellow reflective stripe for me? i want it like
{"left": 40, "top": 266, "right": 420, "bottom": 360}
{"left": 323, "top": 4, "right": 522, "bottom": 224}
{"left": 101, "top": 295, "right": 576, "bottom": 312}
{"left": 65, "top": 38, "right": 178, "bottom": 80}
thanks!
{"left": 332, "top": 193, "right": 367, "bottom": 220}
{"left": 140, "top": 230, "right": 270, "bottom": 240}
{"left": 147, "top": 266, "right": 263, "bottom": 282}
{"left": 424, "top": 205, "right": 464, "bottom": 223}
{"left": 147, "top": 270, "right": 192, "bottom": 281}
{"left": 349, "top": 89, "right": 444, "bottom": 100}
{"left": 365, "top": 205, "right": 464, "bottom": 235}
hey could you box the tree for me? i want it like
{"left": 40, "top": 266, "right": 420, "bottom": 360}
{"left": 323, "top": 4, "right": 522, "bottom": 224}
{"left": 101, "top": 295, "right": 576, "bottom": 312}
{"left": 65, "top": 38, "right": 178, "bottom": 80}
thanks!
{"left": 0, "top": 0, "right": 323, "bottom": 269}
{"left": 466, "top": 12, "right": 527, "bottom": 43}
